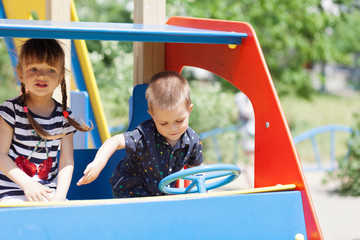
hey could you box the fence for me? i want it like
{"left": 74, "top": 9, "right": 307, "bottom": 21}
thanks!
{"left": 199, "top": 124, "right": 353, "bottom": 172}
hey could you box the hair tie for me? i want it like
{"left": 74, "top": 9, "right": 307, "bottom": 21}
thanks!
{"left": 63, "top": 111, "right": 69, "bottom": 119}
{"left": 23, "top": 106, "right": 28, "bottom": 113}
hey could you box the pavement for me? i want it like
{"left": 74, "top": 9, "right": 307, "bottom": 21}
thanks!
{"left": 304, "top": 171, "right": 360, "bottom": 240}
{"left": 216, "top": 167, "right": 360, "bottom": 240}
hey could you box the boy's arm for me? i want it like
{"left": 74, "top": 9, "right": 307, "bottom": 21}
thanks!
{"left": 52, "top": 133, "right": 74, "bottom": 201}
{"left": 77, "top": 134, "right": 125, "bottom": 186}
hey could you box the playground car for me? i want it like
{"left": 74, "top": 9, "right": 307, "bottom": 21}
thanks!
{"left": 0, "top": 2, "right": 322, "bottom": 239}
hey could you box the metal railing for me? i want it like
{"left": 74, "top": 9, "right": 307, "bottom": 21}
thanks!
{"left": 199, "top": 124, "right": 353, "bottom": 172}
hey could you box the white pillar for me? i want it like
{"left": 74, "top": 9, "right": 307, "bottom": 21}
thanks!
{"left": 133, "top": 0, "right": 166, "bottom": 85}
{"left": 46, "top": 0, "right": 71, "bottom": 106}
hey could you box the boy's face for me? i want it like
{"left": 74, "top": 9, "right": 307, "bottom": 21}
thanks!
{"left": 149, "top": 102, "right": 193, "bottom": 147}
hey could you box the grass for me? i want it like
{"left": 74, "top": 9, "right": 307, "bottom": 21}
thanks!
{"left": 281, "top": 93, "right": 360, "bottom": 136}
{"left": 281, "top": 92, "right": 360, "bottom": 164}
{"left": 197, "top": 90, "right": 360, "bottom": 166}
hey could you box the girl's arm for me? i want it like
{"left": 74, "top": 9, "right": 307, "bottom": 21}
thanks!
{"left": 77, "top": 134, "right": 125, "bottom": 186}
{"left": 51, "top": 133, "right": 74, "bottom": 201}
{"left": 0, "top": 117, "right": 52, "bottom": 201}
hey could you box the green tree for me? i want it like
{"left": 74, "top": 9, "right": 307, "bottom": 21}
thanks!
{"left": 332, "top": 0, "right": 360, "bottom": 89}
{"left": 167, "top": 0, "right": 360, "bottom": 98}
{"left": 74, "top": 0, "right": 134, "bottom": 127}
{"left": 0, "top": 39, "right": 18, "bottom": 103}
{"left": 335, "top": 113, "right": 360, "bottom": 196}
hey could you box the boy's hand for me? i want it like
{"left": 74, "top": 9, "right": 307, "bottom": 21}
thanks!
{"left": 22, "top": 179, "right": 53, "bottom": 201}
{"left": 77, "top": 162, "right": 102, "bottom": 186}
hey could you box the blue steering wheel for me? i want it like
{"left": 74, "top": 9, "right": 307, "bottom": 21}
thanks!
{"left": 158, "top": 164, "right": 241, "bottom": 194}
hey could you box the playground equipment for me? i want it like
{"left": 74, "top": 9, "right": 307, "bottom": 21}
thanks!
{"left": 0, "top": 10, "right": 323, "bottom": 240}
{"left": 293, "top": 124, "right": 353, "bottom": 172}
{"left": 159, "top": 164, "right": 241, "bottom": 194}
{"left": 199, "top": 123, "right": 353, "bottom": 172}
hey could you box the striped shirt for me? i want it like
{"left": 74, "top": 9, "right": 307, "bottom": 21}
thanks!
{"left": 0, "top": 96, "right": 76, "bottom": 199}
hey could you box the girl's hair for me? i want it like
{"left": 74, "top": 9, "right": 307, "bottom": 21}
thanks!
{"left": 145, "top": 70, "right": 191, "bottom": 112}
{"left": 17, "top": 39, "right": 92, "bottom": 140}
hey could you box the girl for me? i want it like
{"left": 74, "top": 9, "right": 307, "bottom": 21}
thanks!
{"left": 0, "top": 39, "right": 92, "bottom": 202}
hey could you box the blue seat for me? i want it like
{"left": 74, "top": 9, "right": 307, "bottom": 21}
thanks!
{"left": 67, "top": 84, "right": 152, "bottom": 200}
{"left": 127, "top": 84, "right": 151, "bottom": 131}
{"left": 67, "top": 149, "right": 125, "bottom": 200}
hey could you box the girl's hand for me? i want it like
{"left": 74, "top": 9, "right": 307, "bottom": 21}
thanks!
{"left": 77, "top": 161, "right": 102, "bottom": 186}
{"left": 22, "top": 179, "right": 53, "bottom": 201}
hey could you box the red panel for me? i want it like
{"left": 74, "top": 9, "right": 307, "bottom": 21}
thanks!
{"left": 165, "top": 16, "right": 323, "bottom": 240}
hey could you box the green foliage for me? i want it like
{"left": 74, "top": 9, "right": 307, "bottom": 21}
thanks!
{"left": 88, "top": 41, "right": 134, "bottom": 127}
{"left": 201, "top": 131, "right": 244, "bottom": 165}
{"left": 187, "top": 76, "right": 244, "bottom": 164}
{"left": 333, "top": 0, "right": 360, "bottom": 56}
{"left": 0, "top": 39, "right": 18, "bottom": 103}
{"left": 166, "top": 0, "right": 360, "bottom": 98}
{"left": 74, "top": 0, "right": 134, "bottom": 127}
{"left": 335, "top": 113, "right": 360, "bottom": 196}
{"left": 189, "top": 80, "right": 237, "bottom": 133}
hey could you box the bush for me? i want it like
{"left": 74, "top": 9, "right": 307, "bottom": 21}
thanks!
{"left": 0, "top": 39, "right": 18, "bottom": 103}
{"left": 186, "top": 75, "right": 243, "bottom": 164}
{"left": 189, "top": 80, "right": 237, "bottom": 133}
{"left": 335, "top": 113, "right": 360, "bottom": 196}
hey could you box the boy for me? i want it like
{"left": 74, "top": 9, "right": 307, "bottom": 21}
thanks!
{"left": 77, "top": 71, "right": 203, "bottom": 198}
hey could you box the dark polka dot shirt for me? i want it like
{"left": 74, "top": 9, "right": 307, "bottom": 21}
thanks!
{"left": 110, "top": 119, "right": 203, "bottom": 198}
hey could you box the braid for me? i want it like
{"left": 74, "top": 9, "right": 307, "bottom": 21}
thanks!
{"left": 61, "top": 77, "right": 68, "bottom": 111}
{"left": 60, "top": 78, "right": 93, "bottom": 132}
{"left": 21, "top": 83, "right": 26, "bottom": 104}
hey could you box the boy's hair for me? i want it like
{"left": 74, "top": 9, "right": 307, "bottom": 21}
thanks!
{"left": 16, "top": 39, "right": 92, "bottom": 140}
{"left": 145, "top": 71, "right": 191, "bottom": 112}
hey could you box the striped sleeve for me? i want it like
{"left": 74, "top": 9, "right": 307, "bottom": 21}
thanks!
{"left": 0, "top": 99, "right": 16, "bottom": 129}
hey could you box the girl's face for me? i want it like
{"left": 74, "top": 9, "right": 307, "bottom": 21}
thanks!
{"left": 19, "top": 61, "right": 63, "bottom": 99}
{"left": 149, "top": 102, "right": 193, "bottom": 147}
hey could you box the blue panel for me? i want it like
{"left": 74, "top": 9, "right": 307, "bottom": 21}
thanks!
{"left": 70, "top": 42, "right": 87, "bottom": 91}
{"left": 0, "top": 191, "right": 307, "bottom": 239}
{"left": 70, "top": 42, "right": 102, "bottom": 148}
{"left": 0, "top": 2, "right": 18, "bottom": 74}
{"left": 66, "top": 149, "right": 125, "bottom": 199}
{"left": 0, "top": 19, "right": 247, "bottom": 44}
{"left": 127, "top": 84, "right": 151, "bottom": 131}
{"left": 0, "top": 1, "right": 5, "bottom": 18}
{"left": 70, "top": 91, "right": 89, "bottom": 149}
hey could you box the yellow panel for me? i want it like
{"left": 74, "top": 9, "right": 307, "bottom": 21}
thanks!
{"left": 71, "top": 0, "right": 111, "bottom": 142}
{"left": 2, "top": 0, "right": 47, "bottom": 49}
{"left": 2, "top": 0, "right": 46, "bottom": 20}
